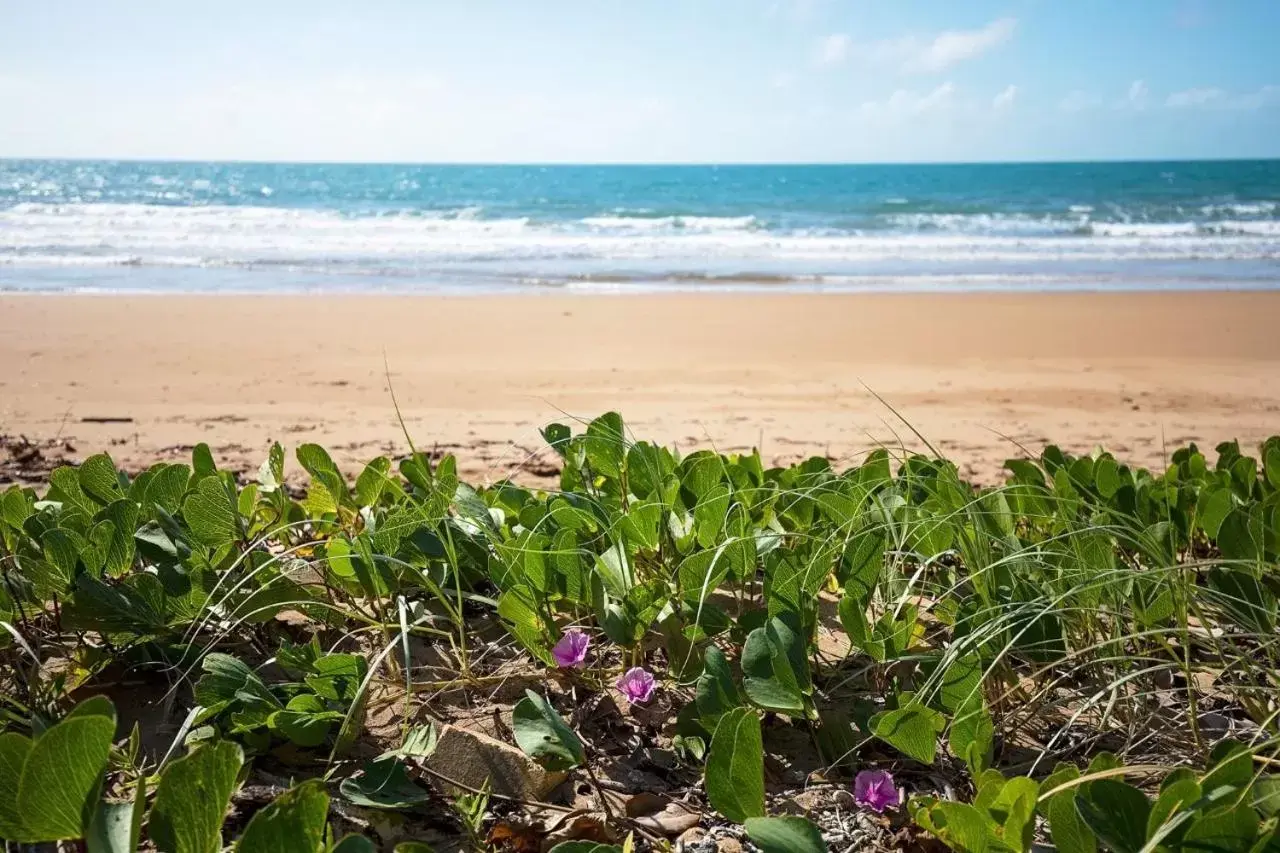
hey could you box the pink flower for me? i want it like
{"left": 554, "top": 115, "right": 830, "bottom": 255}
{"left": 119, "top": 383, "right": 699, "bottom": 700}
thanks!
{"left": 854, "top": 770, "right": 900, "bottom": 813}
{"left": 551, "top": 629, "right": 590, "bottom": 669}
{"left": 615, "top": 667, "right": 657, "bottom": 705}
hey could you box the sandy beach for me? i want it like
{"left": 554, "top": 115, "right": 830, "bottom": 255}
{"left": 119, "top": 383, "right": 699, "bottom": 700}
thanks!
{"left": 3, "top": 291, "right": 1279, "bottom": 484}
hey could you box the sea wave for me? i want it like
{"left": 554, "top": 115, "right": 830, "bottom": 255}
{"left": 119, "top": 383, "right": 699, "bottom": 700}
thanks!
{"left": 579, "top": 214, "right": 758, "bottom": 232}
{"left": 2, "top": 203, "right": 1278, "bottom": 275}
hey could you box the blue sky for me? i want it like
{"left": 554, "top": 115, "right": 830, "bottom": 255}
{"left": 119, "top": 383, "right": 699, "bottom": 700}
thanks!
{"left": 1, "top": 0, "right": 1277, "bottom": 163}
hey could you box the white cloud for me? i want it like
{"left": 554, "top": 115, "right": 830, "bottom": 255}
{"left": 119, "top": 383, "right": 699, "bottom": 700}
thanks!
{"left": 904, "top": 17, "right": 1017, "bottom": 74}
{"left": 814, "top": 33, "right": 851, "bottom": 67}
{"left": 1126, "top": 79, "right": 1149, "bottom": 108}
{"left": 992, "top": 84, "right": 1018, "bottom": 110}
{"left": 770, "top": 71, "right": 797, "bottom": 91}
{"left": 1059, "top": 90, "right": 1102, "bottom": 113}
{"left": 1166, "top": 85, "right": 1278, "bottom": 110}
{"left": 859, "top": 82, "right": 957, "bottom": 120}
{"left": 823, "top": 18, "right": 1017, "bottom": 75}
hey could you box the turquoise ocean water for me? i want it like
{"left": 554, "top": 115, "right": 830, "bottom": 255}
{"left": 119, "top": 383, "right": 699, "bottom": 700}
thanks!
{"left": 1, "top": 159, "right": 1278, "bottom": 293}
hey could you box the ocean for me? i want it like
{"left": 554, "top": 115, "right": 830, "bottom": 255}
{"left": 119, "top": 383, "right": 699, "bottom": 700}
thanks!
{"left": 2, "top": 159, "right": 1278, "bottom": 294}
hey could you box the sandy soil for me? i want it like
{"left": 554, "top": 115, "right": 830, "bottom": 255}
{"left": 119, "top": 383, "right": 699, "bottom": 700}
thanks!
{"left": 2, "top": 292, "right": 1279, "bottom": 485}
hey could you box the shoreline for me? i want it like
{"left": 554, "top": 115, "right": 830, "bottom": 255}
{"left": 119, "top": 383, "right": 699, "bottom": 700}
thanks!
{"left": 4, "top": 282, "right": 1280, "bottom": 296}
{"left": 3, "top": 291, "right": 1279, "bottom": 485}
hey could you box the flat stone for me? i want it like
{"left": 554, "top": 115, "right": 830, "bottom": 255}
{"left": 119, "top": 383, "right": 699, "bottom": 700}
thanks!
{"left": 422, "top": 723, "right": 566, "bottom": 800}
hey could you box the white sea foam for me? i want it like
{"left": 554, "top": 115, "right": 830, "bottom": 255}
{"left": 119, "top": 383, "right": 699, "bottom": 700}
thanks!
{"left": 1089, "top": 222, "right": 1200, "bottom": 238}
{"left": 1200, "top": 201, "right": 1277, "bottom": 217}
{"left": 580, "top": 214, "right": 757, "bottom": 232}
{"left": 1, "top": 203, "right": 1277, "bottom": 280}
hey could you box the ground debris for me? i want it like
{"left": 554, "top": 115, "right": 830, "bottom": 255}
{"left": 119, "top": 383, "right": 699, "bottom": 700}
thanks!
{"left": 424, "top": 723, "right": 569, "bottom": 801}
{"left": 0, "top": 433, "right": 76, "bottom": 484}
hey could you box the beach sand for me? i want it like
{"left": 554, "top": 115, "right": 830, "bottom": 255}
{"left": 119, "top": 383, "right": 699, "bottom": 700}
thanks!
{"left": 3, "top": 292, "right": 1279, "bottom": 485}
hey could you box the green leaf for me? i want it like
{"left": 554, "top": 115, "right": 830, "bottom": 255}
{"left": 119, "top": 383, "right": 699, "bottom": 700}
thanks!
{"left": 1182, "top": 806, "right": 1259, "bottom": 853}
{"left": 296, "top": 443, "right": 348, "bottom": 509}
{"left": 913, "top": 801, "right": 991, "bottom": 853}
{"left": 744, "top": 816, "right": 829, "bottom": 853}
{"left": 1095, "top": 457, "right": 1122, "bottom": 498}
{"left": 1204, "top": 741, "right": 1256, "bottom": 791}
{"left": 976, "top": 774, "right": 1039, "bottom": 851}
{"left": 679, "top": 546, "right": 735, "bottom": 604}
{"left": 583, "top": 411, "right": 626, "bottom": 479}
{"left": 354, "top": 457, "right": 392, "bottom": 507}
{"left": 236, "top": 780, "right": 329, "bottom": 853}
{"left": 705, "top": 707, "right": 765, "bottom": 823}
{"left": 1041, "top": 764, "right": 1095, "bottom": 853}
{"left": 96, "top": 500, "right": 138, "bottom": 578}
{"left": 1266, "top": 445, "right": 1280, "bottom": 490}
{"left": 511, "top": 691, "right": 585, "bottom": 771}
{"left": 78, "top": 453, "right": 125, "bottom": 505}
{"left": 305, "top": 654, "right": 368, "bottom": 703}
{"left": 332, "top": 835, "right": 378, "bottom": 853}
{"left": 192, "top": 443, "right": 217, "bottom": 477}
{"left": 870, "top": 700, "right": 946, "bottom": 765}
{"left": 0, "top": 732, "right": 34, "bottom": 839}
{"left": 1147, "top": 774, "right": 1201, "bottom": 846}
{"left": 1253, "top": 777, "right": 1280, "bottom": 818}
{"left": 339, "top": 758, "right": 430, "bottom": 809}
{"left": 50, "top": 465, "right": 97, "bottom": 514}
{"left": 145, "top": 464, "right": 191, "bottom": 513}
{"left": 269, "top": 695, "right": 337, "bottom": 748}
{"left": 594, "top": 541, "right": 634, "bottom": 598}
{"left": 694, "top": 483, "right": 732, "bottom": 548}
{"left": 257, "top": 443, "right": 285, "bottom": 493}
{"left": 86, "top": 800, "right": 138, "bottom": 853}
{"left": 949, "top": 703, "right": 994, "bottom": 777}
{"left": 16, "top": 701, "right": 117, "bottom": 841}
{"left": 619, "top": 500, "right": 662, "bottom": 550}
{"left": 183, "top": 476, "right": 240, "bottom": 548}
{"left": 695, "top": 645, "right": 743, "bottom": 726}
{"left": 542, "top": 423, "right": 572, "bottom": 458}
{"left": 1219, "top": 507, "right": 1262, "bottom": 561}
{"left": 1199, "top": 486, "right": 1234, "bottom": 539}
{"left": 742, "top": 616, "right": 808, "bottom": 714}
{"left": 497, "top": 584, "right": 554, "bottom": 666}
{"left": 1207, "top": 568, "right": 1276, "bottom": 634}
{"left": 88, "top": 774, "right": 145, "bottom": 853}
{"left": 1075, "top": 780, "right": 1151, "bottom": 853}
{"left": 150, "top": 741, "right": 243, "bottom": 853}
{"left": 195, "top": 653, "right": 281, "bottom": 714}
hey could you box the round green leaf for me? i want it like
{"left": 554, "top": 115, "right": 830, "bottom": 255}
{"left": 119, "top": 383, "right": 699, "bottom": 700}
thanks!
{"left": 150, "top": 740, "right": 244, "bottom": 853}
{"left": 705, "top": 707, "right": 765, "bottom": 823}
{"left": 511, "top": 691, "right": 585, "bottom": 771}
{"left": 745, "top": 816, "right": 829, "bottom": 853}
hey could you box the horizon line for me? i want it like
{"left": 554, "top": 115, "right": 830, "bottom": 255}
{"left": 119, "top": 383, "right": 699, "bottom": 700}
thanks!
{"left": 2, "top": 155, "right": 1279, "bottom": 168}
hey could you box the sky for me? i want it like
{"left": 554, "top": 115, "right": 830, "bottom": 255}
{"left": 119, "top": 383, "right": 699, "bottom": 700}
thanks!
{"left": 1, "top": 0, "right": 1278, "bottom": 163}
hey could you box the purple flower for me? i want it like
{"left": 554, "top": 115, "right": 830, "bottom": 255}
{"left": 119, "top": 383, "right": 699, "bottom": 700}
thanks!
{"left": 551, "top": 629, "right": 590, "bottom": 669}
{"left": 615, "top": 667, "right": 657, "bottom": 705}
{"left": 854, "top": 770, "right": 900, "bottom": 813}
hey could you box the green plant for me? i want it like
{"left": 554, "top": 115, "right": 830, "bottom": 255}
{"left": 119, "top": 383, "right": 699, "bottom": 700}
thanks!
{"left": 3, "top": 420, "right": 1279, "bottom": 852}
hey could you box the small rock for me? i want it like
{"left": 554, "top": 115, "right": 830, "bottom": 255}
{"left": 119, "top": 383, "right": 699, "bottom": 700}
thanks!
{"left": 644, "top": 747, "right": 679, "bottom": 770}
{"left": 629, "top": 796, "right": 702, "bottom": 837}
{"left": 717, "top": 838, "right": 743, "bottom": 853}
{"left": 832, "top": 789, "right": 857, "bottom": 810}
{"left": 677, "top": 827, "right": 708, "bottom": 851}
{"left": 423, "top": 723, "right": 566, "bottom": 800}
{"left": 788, "top": 788, "right": 830, "bottom": 813}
